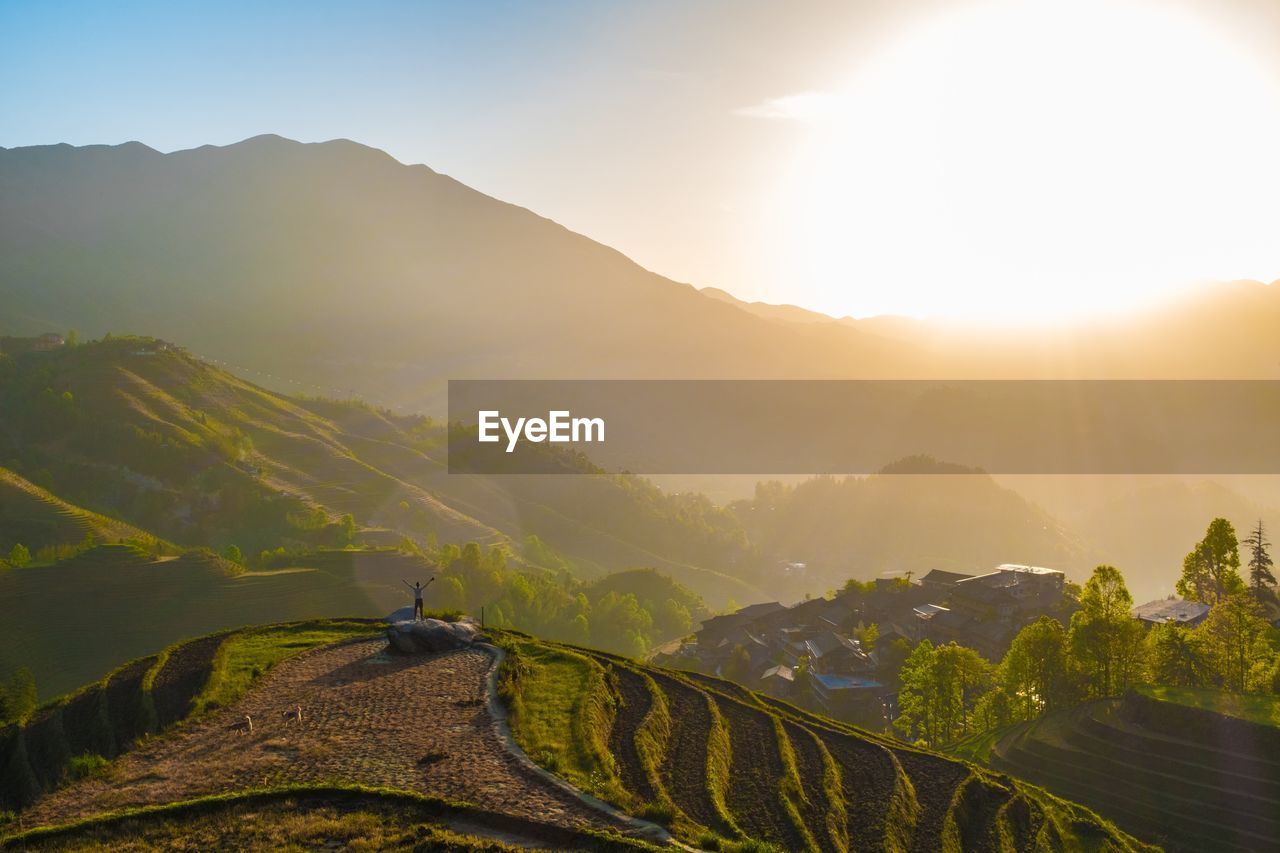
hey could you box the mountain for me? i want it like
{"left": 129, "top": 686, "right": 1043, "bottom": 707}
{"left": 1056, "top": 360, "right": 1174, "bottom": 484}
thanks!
{"left": 0, "top": 136, "right": 916, "bottom": 412}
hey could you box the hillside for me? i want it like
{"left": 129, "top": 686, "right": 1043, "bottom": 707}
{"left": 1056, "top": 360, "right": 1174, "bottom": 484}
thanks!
{"left": 0, "top": 467, "right": 160, "bottom": 556}
{"left": 953, "top": 689, "right": 1280, "bottom": 851}
{"left": 0, "top": 621, "right": 1150, "bottom": 852}
{"left": 0, "top": 336, "right": 763, "bottom": 607}
{"left": 0, "top": 621, "right": 658, "bottom": 851}
{"left": 731, "top": 465, "right": 1091, "bottom": 589}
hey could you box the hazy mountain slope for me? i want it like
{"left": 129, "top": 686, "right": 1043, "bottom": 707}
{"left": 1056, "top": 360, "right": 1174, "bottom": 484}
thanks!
{"left": 710, "top": 279, "right": 1280, "bottom": 379}
{"left": 0, "top": 136, "right": 915, "bottom": 411}
{"left": 1071, "top": 480, "right": 1280, "bottom": 601}
{"left": 733, "top": 460, "right": 1091, "bottom": 590}
{"left": 0, "top": 337, "right": 764, "bottom": 606}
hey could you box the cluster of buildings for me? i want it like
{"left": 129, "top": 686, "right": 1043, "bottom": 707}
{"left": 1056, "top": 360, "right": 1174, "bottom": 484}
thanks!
{"left": 672, "top": 563, "right": 1075, "bottom": 725}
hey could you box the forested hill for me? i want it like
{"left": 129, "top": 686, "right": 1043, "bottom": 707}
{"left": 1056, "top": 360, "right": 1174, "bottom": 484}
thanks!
{"left": 0, "top": 336, "right": 762, "bottom": 606}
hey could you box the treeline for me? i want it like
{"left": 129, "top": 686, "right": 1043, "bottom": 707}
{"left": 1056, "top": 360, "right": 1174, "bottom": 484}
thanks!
{"left": 896, "top": 518, "right": 1280, "bottom": 746}
{"left": 427, "top": 539, "right": 708, "bottom": 657}
{"left": 257, "top": 535, "right": 709, "bottom": 658}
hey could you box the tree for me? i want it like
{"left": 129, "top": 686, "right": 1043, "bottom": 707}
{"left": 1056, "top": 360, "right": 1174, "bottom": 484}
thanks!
{"left": 895, "top": 641, "right": 995, "bottom": 745}
{"left": 1069, "top": 565, "right": 1146, "bottom": 697}
{"left": 1177, "top": 518, "right": 1245, "bottom": 606}
{"left": 221, "top": 544, "right": 243, "bottom": 564}
{"left": 1241, "top": 519, "right": 1276, "bottom": 604}
{"left": 1145, "top": 624, "right": 1210, "bottom": 688}
{"left": 7, "top": 543, "right": 31, "bottom": 568}
{"left": 338, "top": 513, "right": 358, "bottom": 546}
{"left": 1197, "top": 593, "right": 1270, "bottom": 692}
{"left": 999, "top": 616, "right": 1078, "bottom": 721}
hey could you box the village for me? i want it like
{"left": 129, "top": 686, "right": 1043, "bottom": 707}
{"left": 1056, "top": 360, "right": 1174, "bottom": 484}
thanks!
{"left": 658, "top": 562, "right": 1235, "bottom": 729}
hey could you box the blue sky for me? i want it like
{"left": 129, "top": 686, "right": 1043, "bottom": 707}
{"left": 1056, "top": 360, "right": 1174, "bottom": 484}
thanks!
{"left": 5, "top": 0, "right": 1279, "bottom": 321}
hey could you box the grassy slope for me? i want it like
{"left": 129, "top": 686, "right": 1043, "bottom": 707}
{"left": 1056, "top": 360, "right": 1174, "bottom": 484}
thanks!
{"left": 1134, "top": 684, "right": 1280, "bottom": 728}
{"left": 0, "top": 467, "right": 161, "bottom": 554}
{"left": 496, "top": 632, "right": 1153, "bottom": 853}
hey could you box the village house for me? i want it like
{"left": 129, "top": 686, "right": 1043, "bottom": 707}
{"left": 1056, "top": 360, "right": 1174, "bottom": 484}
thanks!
{"left": 1131, "top": 597, "right": 1211, "bottom": 628}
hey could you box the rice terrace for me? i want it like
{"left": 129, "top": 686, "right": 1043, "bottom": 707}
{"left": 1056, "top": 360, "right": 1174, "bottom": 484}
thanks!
{"left": 1, "top": 616, "right": 1151, "bottom": 851}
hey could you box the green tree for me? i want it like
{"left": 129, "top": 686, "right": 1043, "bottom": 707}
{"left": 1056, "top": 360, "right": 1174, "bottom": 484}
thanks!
{"left": 221, "top": 544, "right": 243, "bottom": 564}
{"left": 895, "top": 641, "right": 995, "bottom": 745}
{"left": 1241, "top": 519, "right": 1276, "bottom": 604}
{"left": 7, "top": 543, "right": 31, "bottom": 568}
{"left": 1197, "top": 593, "right": 1271, "bottom": 692}
{"left": 65, "top": 328, "right": 79, "bottom": 347}
{"left": 1145, "top": 624, "right": 1210, "bottom": 688}
{"left": 1177, "top": 518, "right": 1245, "bottom": 606}
{"left": 1069, "top": 565, "right": 1146, "bottom": 697}
{"left": 999, "top": 616, "right": 1077, "bottom": 721}
{"left": 338, "top": 513, "right": 358, "bottom": 546}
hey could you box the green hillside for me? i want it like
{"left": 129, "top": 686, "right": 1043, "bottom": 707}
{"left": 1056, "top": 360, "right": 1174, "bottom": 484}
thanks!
{"left": 497, "top": 635, "right": 1153, "bottom": 852}
{"left": 0, "top": 336, "right": 763, "bottom": 607}
{"left": 0, "top": 467, "right": 161, "bottom": 556}
{"left": 953, "top": 689, "right": 1280, "bottom": 851}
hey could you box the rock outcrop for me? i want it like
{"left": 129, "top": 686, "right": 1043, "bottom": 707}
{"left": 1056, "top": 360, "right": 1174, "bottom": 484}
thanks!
{"left": 386, "top": 618, "right": 480, "bottom": 654}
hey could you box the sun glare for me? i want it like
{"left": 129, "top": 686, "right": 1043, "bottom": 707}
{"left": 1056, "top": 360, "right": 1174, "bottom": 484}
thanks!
{"left": 774, "top": 0, "right": 1280, "bottom": 323}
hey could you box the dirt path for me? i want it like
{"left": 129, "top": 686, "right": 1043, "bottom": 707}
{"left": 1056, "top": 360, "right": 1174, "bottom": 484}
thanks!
{"left": 23, "top": 640, "right": 612, "bottom": 833}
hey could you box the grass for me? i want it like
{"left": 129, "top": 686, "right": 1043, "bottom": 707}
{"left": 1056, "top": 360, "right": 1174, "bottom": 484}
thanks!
{"left": 191, "top": 620, "right": 382, "bottom": 715}
{"left": 494, "top": 636, "right": 626, "bottom": 805}
{"left": 1135, "top": 683, "right": 1280, "bottom": 728}
{"left": 948, "top": 722, "right": 1019, "bottom": 764}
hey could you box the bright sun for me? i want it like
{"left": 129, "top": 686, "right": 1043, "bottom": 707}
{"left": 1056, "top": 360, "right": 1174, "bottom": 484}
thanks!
{"left": 774, "top": 0, "right": 1280, "bottom": 323}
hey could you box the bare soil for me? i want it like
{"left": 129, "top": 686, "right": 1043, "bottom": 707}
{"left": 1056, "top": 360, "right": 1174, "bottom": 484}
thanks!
{"left": 22, "top": 641, "right": 610, "bottom": 834}
{"left": 607, "top": 665, "right": 656, "bottom": 802}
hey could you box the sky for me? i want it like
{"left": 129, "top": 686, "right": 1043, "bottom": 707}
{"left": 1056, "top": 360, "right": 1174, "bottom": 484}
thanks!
{"left": 5, "top": 0, "right": 1280, "bottom": 323}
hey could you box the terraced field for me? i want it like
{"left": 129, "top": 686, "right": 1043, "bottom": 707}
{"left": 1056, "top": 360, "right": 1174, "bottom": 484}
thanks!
{"left": 1, "top": 622, "right": 658, "bottom": 852}
{"left": 2, "top": 621, "right": 1153, "bottom": 852}
{"left": 0, "top": 467, "right": 158, "bottom": 554}
{"left": 962, "top": 691, "right": 1280, "bottom": 852}
{"left": 499, "top": 640, "right": 1154, "bottom": 853}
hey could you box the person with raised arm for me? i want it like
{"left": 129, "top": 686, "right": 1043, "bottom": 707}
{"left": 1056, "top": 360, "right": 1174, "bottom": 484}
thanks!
{"left": 402, "top": 577, "right": 435, "bottom": 621}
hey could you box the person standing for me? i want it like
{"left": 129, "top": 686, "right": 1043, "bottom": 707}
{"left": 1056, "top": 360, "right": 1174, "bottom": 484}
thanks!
{"left": 402, "top": 577, "right": 435, "bottom": 620}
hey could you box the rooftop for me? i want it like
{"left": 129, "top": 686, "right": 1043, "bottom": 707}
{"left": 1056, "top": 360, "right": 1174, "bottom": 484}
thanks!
{"left": 813, "top": 673, "right": 882, "bottom": 691}
{"left": 921, "top": 569, "right": 974, "bottom": 585}
{"left": 1132, "top": 598, "right": 1211, "bottom": 624}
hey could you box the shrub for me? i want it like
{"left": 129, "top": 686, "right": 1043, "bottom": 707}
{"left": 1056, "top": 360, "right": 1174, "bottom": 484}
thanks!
{"left": 636, "top": 799, "right": 678, "bottom": 826}
{"left": 67, "top": 752, "right": 110, "bottom": 781}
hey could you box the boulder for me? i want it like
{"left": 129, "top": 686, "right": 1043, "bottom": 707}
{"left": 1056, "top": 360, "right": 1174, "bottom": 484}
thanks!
{"left": 386, "top": 618, "right": 480, "bottom": 654}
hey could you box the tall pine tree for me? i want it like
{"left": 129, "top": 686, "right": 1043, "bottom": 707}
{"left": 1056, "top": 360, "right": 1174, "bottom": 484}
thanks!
{"left": 1241, "top": 519, "right": 1276, "bottom": 604}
